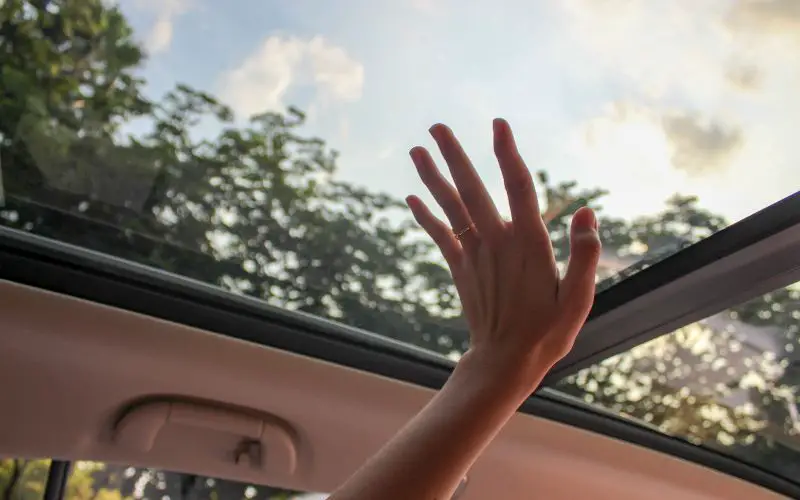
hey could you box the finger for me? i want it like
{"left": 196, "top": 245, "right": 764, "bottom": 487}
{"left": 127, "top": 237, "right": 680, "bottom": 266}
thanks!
{"left": 406, "top": 195, "right": 464, "bottom": 269}
{"left": 558, "top": 207, "right": 602, "bottom": 324}
{"left": 410, "top": 146, "right": 479, "bottom": 251}
{"left": 492, "top": 118, "right": 549, "bottom": 246}
{"left": 429, "top": 123, "right": 505, "bottom": 241}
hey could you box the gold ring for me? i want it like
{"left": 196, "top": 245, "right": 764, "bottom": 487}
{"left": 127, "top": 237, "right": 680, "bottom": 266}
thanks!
{"left": 453, "top": 225, "right": 473, "bottom": 241}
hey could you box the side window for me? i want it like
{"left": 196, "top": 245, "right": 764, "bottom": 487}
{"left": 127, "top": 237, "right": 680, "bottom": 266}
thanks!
{"left": 64, "top": 461, "right": 326, "bottom": 500}
{"left": 0, "top": 459, "right": 51, "bottom": 500}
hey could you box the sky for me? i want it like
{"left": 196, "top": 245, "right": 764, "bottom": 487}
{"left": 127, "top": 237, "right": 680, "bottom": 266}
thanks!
{"left": 114, "top": 0, "right": 800, "bottom": 225}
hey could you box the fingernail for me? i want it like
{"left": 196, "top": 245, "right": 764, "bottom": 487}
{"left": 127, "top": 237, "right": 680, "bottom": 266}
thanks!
{"left": 429, "top": 123, "right": 444, "bottom": 140}
{"left": 494, "top": 117, "right": 511, "bottom": 138}
{"left": 573, "top": 207, "right": 596, "bottom": 231}
{"left": 493, "top": 118, "right": 505, "bottom": 134}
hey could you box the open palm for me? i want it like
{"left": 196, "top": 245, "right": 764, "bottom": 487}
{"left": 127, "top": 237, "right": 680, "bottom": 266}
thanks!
{"left": 406, "top": 119, "right": 602, "bottom": 385}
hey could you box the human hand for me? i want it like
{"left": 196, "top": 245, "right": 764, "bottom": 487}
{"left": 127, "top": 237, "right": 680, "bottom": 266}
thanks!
{"left": 406, "top": 119, "right": 601, "bottom": 394}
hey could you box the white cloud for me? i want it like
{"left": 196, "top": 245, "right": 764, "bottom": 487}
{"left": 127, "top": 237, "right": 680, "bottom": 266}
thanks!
{"left": 581, "top": 103, "right": 745, "bottom": 180}
{"left": 726, "top": 0, "right": 800, "bottom": 38}
{"left": 554, "top": 0, "right": 799, "bottom": 221}
{"left": 559, "top": 0, "right": 737, "bottom": 101}
{"left": 306, "top": 38, "right": 364, "bottom": 103}
{"left": 145, "top": 17, "right": 174, "bottom": 54}
{"left": 570, "top": 97, "right": 795, "bottom": 222}
{"left": 131, "top": 0, "right": 191, "bottom": 54}
{"left": 571, "top": 102, "right": 684, "bottom": 217}
{"left": 220, "top": 37, "right": 304, "bottom": 114}
{"left": 559, "top": 0, "right": 800, "bottom": 98}
{"left": 724, "top": 62, "right": 763, "bottom": 91}
{"left": 218, "top": 36, "right": 364, "bottom": 117}
{"left": 661, "top": 112, "right": 744, "bottom": 176}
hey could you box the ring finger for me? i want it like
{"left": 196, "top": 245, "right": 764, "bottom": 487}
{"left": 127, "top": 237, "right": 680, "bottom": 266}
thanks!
{"left": 410, "top": 146, "right": 479, "bottom": 253}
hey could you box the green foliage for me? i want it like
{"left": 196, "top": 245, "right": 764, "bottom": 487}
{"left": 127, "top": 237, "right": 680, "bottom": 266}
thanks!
{"left": 0, "top": 459, "right": 50, "bottom": 500}
{"left": 64, "top": 462, "right": 294, "bottom": 500}
{"left": 1, "top": 0, "right": 798, "bottom": 495}
{"left": 0, "top": 460, "right": 299, "bottom": 500}
{"left": 0, "top": 0, "right": 150, "bottom": 195}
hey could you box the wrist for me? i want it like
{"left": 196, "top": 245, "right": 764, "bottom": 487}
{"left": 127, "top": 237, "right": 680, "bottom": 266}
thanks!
{"left": 450, "top": 344, "right": 549, "bottom": 406}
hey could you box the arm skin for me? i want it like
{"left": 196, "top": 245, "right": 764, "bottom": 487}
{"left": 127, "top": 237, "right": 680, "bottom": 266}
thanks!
{"left": 328, "top": 348, "right": 548, "bottom": 500}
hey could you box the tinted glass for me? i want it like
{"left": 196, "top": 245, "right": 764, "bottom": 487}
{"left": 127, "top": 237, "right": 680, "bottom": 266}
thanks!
{"left": 555, "top": 282, "right": 800, "bottom": 480}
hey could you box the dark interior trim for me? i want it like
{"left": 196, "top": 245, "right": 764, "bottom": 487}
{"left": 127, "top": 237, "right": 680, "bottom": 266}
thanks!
{"left": 42, "top": 460, "right": 70, "bottom": 500}
{"left": 591, "top": 192, "right": 800, "bottom": 314}
{"left": 547, "top": 191, "right": 800, "bottom": 380}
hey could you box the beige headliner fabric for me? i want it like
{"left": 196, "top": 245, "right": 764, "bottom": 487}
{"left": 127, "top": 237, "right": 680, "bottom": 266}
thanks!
{"left": 0, "top": 280, "right": 787, "bottom": 499}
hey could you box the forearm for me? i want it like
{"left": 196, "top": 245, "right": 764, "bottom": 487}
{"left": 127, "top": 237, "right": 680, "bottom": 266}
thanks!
{"left": 329, "top": 349, "right": 544, "bottom": 500}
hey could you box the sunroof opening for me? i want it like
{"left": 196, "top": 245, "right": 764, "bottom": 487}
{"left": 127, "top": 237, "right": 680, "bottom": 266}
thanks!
{"left": 1, "top": 0, "right": 799, "bottom": 360}
{"left": 554, "top": 282, "right": 800, "bottom": 482}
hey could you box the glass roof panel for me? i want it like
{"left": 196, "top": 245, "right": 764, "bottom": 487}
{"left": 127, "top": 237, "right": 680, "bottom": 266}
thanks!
{"left": 1, "top": 0, "right": 799, "bottom": 358}
{"left": 553, "top": 282, "right": 800, "bottom": 482}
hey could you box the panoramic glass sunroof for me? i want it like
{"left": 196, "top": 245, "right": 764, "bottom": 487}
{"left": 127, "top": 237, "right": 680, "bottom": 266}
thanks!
{"left": 1, "top": 0, "right": 799, "bottom": 474}
{"left": 2, "top": 0, "right": 798, "bottom": 349}
{"left": 556, "top": 282, "right": 800, "bottom": 483}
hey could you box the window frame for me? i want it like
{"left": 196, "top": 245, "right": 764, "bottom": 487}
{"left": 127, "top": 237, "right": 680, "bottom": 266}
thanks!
{"left": 43, "top": 461, "right": 69, "bottom": 500}
{"left": 546, "top": 191, "right": 800, "bottom": 382}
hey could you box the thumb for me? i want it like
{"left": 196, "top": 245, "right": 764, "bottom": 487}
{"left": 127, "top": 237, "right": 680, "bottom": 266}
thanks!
{"left": 558, "top": 207, "right": 602, "bottom": 323}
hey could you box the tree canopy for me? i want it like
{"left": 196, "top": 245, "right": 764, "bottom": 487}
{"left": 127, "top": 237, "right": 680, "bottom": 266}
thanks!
{"left": 1, "top": 0, "right": 798, "bottom": 498}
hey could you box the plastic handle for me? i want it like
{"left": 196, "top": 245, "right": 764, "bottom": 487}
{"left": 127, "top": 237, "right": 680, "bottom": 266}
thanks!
{"left": 114, "top": 400, "right": 297, "bottom": 475}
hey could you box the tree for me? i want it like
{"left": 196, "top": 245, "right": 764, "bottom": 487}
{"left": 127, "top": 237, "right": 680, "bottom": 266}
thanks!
{"left": 0, "top": 459, "right": 50, "bottom": 500}
{"left": 0, "top": 0, "right": 150, "bottom": 196}
{"left": 1, "top": 0, "right": 798, "bottom": 497}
